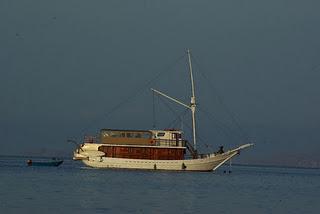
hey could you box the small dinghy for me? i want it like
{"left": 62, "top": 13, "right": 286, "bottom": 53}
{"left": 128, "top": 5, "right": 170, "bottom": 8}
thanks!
{"left": 27, "top": 158, "right": 63, "bottom": 167}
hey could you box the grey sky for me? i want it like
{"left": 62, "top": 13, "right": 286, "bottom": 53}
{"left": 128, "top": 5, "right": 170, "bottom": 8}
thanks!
{"left": 1, "top": 0, "right": 319, "bottom": 167}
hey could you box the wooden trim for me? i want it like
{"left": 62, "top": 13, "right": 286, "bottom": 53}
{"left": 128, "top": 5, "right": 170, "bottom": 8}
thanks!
{"left": 98, "top": 145, "right": 185, "bottom": 160}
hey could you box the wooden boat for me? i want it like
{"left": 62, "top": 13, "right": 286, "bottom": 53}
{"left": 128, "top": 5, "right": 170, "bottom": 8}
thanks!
{"left": 27, "top": 159, "right": 63, "bottom": 167}
{"left": 72, "top": 49, "right": 253, "bottom": 171}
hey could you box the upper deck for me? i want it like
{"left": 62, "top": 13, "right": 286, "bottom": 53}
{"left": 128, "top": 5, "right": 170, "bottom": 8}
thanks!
{"left": 96, "top": 129, "right": 186, "bottom": 148}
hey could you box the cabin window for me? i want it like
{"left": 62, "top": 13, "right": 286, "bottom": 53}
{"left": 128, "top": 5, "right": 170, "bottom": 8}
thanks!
{"left": 157, "top": 132, "right": 165, "bottom": 137}
{"left": 110, "top": 132, "right": 118, "bottom": 137}
{"left": 135, "top": 133, "right": 142, "bottom": 138}
{"left": 142, "top": 133, "right": 152, "bottom": 139}
{"left": 101, "top": 131, "right": 123, "bottom": 138}
{"left": 101, "top": 130, "right": 151, "bottom": 139}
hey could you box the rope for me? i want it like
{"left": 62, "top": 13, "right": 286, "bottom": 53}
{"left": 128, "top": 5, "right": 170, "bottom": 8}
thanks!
{"left": 197, "top": 105, "right": 243, "bottom": 144}
{"left": 166, "top": 108, "right": 189, "bottom": 129}
{"left": 73, "top": 53, "right": 187, "bottom": 141}
{"left": 152, "top": 91, "right": 156, "bottom": 128}
{"left": 191, "top": 54, "right": 251, "bottom": 143}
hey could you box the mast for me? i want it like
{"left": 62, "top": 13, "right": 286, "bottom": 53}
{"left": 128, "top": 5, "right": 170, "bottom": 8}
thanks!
{"left": 187, "top": 49, "right": 197, "bottom": 151}
{"left": 151, "top": 49, "right": 198, "bottom": 153}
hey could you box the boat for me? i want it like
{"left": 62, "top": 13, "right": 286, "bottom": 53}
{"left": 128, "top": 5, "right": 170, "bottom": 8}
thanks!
{"left": 27, "top": 159, "right": 63, "bottom": 167}
{"left": 72, "top": 49, "right": 253, "bottom": 171}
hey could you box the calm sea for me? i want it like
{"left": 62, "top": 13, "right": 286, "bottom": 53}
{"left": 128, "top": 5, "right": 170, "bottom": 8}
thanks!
{"left": 0, "top": 156, "right": 319, "bottom": 214}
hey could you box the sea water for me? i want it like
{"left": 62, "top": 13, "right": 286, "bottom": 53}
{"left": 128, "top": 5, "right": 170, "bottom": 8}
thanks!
{"left": 0, "top": 156, "right": 319, "bottom": 214}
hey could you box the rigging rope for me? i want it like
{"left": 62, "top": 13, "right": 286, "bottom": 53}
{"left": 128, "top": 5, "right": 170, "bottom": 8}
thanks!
{"left": 152, "top": 90, "right": 156, "bottom": 128}
{"left": 73, "top": 54, "right": 187, "bottom": 141}
{"left": 166, "top": 108, "right": 189, "bottom": 129}
{"left": 197, "top": 105, "right": 243, "bottom": 144}
{"left": 175, "top": 113, "right": 213, "bottom": 152}
{"left": 191, "top": 55, "right": 251, "bottom": 143}
{"left": 157, "top": 94, "right": 181, "bottom": 122}
{"left": 155, "top": 93, "right": 213, "bottom": 151}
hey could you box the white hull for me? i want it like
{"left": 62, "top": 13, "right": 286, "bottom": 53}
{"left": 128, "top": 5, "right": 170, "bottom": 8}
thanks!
{"left": 78, "top": 144, "right": 253, "bottom": 172}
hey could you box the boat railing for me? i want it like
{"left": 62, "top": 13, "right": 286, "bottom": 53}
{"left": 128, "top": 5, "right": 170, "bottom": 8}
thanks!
{"left": 84, "top": 135, "right": 97, "bottom": 144}
{"left": 152, "top": 139, "right": 186, "bottom": 147}
{"left": 184, "top": 153, "right": 212, "bottom": 159}
{"left": 83, "top": 135, "right": 187, "bottom": 148}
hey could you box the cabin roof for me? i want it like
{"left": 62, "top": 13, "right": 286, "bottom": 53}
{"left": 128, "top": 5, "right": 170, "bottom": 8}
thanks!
{"left": 100, "top": 129, "right": 152, "bottom": 133}
{"left": 150, "top": 129, "right": 182, "bottom": 133}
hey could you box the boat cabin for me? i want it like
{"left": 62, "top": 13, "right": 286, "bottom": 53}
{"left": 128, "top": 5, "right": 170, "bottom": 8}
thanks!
{"left": 100, "top": 129, "right": 153, "bottom": 146}
{"left": 97, "top": 129, "right": 186, "bottom": 160}
{"left": 99, "top": 129, "right": 186, "bottom": 147}
{"left": 149, "top": 129, "right": 185, "bottom": 147}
